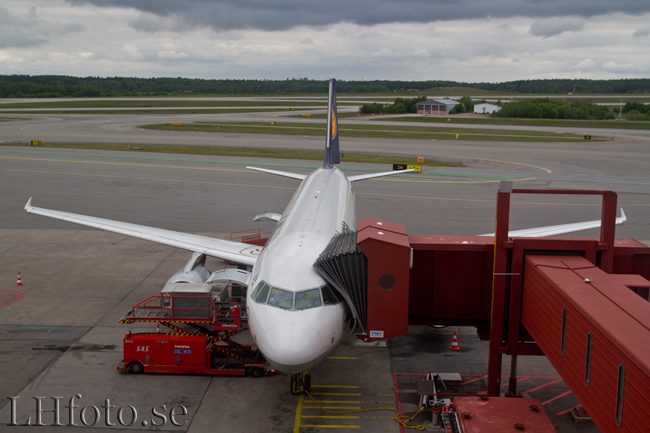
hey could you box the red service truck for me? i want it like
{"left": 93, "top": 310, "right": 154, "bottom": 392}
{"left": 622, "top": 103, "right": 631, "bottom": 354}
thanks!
{"left": 117, "top": 333, "right": 273, "bottom": 377}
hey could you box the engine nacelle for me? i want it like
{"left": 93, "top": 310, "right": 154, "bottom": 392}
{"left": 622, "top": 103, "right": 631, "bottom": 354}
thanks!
{"left": 166, "top": 266, "right": 211, "bottom": 285}
{"left": 165, "top": 252, "right": 211, "bottom": 285}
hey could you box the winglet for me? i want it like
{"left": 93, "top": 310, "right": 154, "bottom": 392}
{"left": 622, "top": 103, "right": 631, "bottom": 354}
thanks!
{"left": 25, "top": 197, "right": 33, "bottom": 212}
{"left": 617, "top": 208, "right": 626, "bottom": 224}
{"left": 323, "top": 78, "right": 340, "bottom": 168}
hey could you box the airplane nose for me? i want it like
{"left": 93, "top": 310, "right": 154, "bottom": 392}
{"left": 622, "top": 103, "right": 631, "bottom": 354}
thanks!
{"left": 262, "top": 324, "right": 323, "bottom": 374}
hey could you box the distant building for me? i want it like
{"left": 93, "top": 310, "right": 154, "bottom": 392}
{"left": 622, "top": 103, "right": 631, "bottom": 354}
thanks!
{"left": 474, "top": 103, "right": 501, "bottom": 114}
{"left": 416, "top": 99, "right": 460, "bottom": 115}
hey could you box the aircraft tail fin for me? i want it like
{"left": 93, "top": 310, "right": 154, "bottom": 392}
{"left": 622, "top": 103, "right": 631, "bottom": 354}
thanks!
{"left": 323, "top": 78, "right": 340, "bottom": 168}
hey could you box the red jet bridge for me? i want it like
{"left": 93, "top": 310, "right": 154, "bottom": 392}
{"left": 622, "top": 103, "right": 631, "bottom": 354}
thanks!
{"left": 351, "top": 184, "right": 650, "bottom": 433}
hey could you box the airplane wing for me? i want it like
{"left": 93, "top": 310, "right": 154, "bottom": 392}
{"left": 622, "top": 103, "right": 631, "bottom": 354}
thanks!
{"left": 24, "top": 198, "right": 260, "bottom": 266}
{"left": 480, "top": 209, "right": 626, "bottom": 237}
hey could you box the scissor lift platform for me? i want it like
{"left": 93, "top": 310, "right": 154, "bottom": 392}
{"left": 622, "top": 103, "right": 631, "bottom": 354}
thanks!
{"left": 119, "top": 294, "right": 246, "bottom": 330}
{"left": 118, "top": 293, "right": 273, "bottom": 377}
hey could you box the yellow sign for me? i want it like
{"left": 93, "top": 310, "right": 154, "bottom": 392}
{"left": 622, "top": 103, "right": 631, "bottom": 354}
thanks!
{"left": 417, "top": 157, "right": 424, "bottom": 163}
{"left": 392, "top": 164, "right": 422, "bottom": 173}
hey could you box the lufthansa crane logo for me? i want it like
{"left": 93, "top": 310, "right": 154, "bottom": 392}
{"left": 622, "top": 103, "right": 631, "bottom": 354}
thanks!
{"left": 331, "top": 109, "right": 337, "bottom": 139}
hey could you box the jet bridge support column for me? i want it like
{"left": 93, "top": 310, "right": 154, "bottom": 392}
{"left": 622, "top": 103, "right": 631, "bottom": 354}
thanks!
{"left": 487, "top": 183, "right": 621, "bottom": 396}
{"left": 357, "top": 218, "right": 411, "bottom": 342}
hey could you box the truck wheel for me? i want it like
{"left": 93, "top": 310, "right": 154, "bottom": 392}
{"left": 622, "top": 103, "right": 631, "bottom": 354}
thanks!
{"left": 247, "top": 367, "right": 264, "bottom": 378}
{"left": 128, "top": 362, "right": 144, "bottom": 374}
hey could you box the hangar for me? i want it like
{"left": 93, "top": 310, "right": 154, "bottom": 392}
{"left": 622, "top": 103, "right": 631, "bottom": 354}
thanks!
{"left": 416, "top": 99, "right": 459, "bottom": 115}
{"left": 474, "top": 102, "right": 502, "bottom": 114}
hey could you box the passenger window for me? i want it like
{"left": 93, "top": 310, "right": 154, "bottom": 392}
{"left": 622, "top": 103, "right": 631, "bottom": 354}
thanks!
{"left": 321, "top": 285, "right": 339, "bottom": 305}
{"left": 295, "top": 289, "right": 322, "bottom": 309}
{"left": 254, "top": 283, "right": 270, "bottom": 303}
{"left": 268, "top": 288, "right": 293, "bottom": 309}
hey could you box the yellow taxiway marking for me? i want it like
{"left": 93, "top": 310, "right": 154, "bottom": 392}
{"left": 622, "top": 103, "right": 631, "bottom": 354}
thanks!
{"left": 295, "top": 393, "right": 362, "bottom": 432}
{"left": 0, "top": 154, "right": 539, "bottom": 184}
{"left": 302, "top": 406, "right": 362, "bottom": 410}
{"left": 294, "top": 393, "right": 305, "bottom": 433}
{"left": 5, "top": 167, "right": 649, "bottom": 208}
{"left": 1, "top": 168, "right": 296, "bottom": 191}
{"left": 610, "top": 157, "right": 650, "bottom": 166}
{"left": 311, "top": 400, "right": 362, "bottom": 404}
{"left": 0, "top": 155, "right": 256, "bottom": 174}
{"left": 326, "top": 356, "right": 358, "bottom": 360}
{"left": 4, "top": 161, "right": 649, "bottom": 208}
{"left": 310, "top": 392, "right": 363, "bottom": 396}
{"left": 375, "top": 176, "right": 538, "bottom": 184}
{"left": 300, "top": 415, "right": 360, "bottom": 419}
{"left": 359, "top": 190, "right": 650, "bottom": 207}
{"left": 312, "top": 385, "right": 360, "bottom": 389}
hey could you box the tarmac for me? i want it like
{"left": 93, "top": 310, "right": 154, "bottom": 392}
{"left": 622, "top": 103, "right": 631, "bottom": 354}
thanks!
{"left": 3, "top": 125, "right": 649, "bottom": 432}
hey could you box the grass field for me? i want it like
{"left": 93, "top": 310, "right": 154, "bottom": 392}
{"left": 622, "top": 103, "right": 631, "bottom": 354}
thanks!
{"left": 0, "top": 99, "right": 326, "bottom": 109}
{"left": 389, "top": 115, "right": 650, "bottom": 130}
{"left": 1, "top": 142, "right": 461, "bottom": 168}
{"left": 141, "top": 121, "right": 605, "bottom": 142}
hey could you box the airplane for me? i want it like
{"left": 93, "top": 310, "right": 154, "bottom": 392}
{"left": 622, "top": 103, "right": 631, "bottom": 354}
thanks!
{"left": 23, "top": 79, "right": 414, "bottom": 393}
{"left": 23, "top": 79, "right": 627, "bottom": 394}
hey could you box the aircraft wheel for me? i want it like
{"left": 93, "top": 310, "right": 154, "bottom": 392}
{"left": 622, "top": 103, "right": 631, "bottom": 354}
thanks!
{"left": 128, "top": 361, "right": 144, "bottom": 374}
{"left": 303, "top": 373, "right": 311, "bottom": 393}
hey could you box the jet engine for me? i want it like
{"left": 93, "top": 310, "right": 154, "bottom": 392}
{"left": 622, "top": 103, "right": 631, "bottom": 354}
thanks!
{"left": 165, "top": 252, "right": 211, "bottom": 285}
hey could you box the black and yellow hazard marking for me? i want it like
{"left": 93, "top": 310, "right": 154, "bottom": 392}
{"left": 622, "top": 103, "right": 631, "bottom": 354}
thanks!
{"left": 160, "top": 322, "right": 192, "bottom": 335}
{"left": 212, "top": 345, "right": 252, "bottom": 364}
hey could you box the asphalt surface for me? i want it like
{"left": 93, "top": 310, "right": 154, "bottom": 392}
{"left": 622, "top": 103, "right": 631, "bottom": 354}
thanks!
{"left": 1, "top": 108, "right": 649, "bottom": 432}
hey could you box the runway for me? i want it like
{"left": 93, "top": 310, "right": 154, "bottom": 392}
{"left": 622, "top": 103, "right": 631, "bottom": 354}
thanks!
{"left": 1, "top": 110, "right": 649, "bottom": 432}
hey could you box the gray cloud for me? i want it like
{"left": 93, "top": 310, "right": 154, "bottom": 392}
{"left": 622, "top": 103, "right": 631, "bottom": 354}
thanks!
{"left": 633, "top": 26, "right": 650, "bottom": 36}
{"left": 2, "top": 1, "right": 649, "bottom": 81}
{"left": 64, "top": 0, "right": 650, "bottom": 32}
{"left": 0, "top": 7, "right": 49, "bottom": 48}
{"left": 529, "top": 17, "right": 587, "bottom": 38}
{"left": 0, "top": 5, "right": 85, "bottom": 48}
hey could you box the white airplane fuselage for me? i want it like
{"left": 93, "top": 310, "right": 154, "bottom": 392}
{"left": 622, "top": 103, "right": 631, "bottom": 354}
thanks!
{"left": 247, "top": 167, "right": 354, "bottom": 374}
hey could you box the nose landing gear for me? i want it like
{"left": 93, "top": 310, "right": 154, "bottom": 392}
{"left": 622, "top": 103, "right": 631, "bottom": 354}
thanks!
{"left": 290, "top": 372, "right": 311, "bottom": 395}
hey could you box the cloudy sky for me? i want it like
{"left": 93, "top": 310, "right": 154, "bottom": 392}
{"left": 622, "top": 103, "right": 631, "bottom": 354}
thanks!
{"left": 1, "top": 0, "right": 649, "bottom": 82}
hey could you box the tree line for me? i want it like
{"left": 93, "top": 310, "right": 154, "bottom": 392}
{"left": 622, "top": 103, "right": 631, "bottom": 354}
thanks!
{"left": 358, "top": 96, "right": 427, "bottom": 114}
{"left": 495, "top": 99, "right": 616, "bottom": 120}
{"left": 1, "top": 75, "right": 650, "bottom": 98}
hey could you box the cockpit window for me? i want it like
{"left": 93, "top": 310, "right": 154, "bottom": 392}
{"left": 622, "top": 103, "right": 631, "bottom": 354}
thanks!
{"left": 295, "top": 289, "right": 322, "bottom": 309}
{"left": 268, "top": 288, "right": 293, "bottom": 309}
{"left": 321, "top": 285, "right": 340, "bottom": 305}
{"left": 253, "top": 280, "right": 330, "bottom": 310}
{"left": 253, "top": 282, "right": 270, "bottom": 303}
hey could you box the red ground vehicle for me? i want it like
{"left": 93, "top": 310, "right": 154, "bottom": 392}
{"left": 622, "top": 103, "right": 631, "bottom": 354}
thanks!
{"left": 117, "top": 333, "right": 273, "bottom": 377}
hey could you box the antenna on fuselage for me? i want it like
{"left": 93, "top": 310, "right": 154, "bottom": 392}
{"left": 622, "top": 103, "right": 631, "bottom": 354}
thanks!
{"left": 323, "top": 78, "right": 340, "bottom": 169}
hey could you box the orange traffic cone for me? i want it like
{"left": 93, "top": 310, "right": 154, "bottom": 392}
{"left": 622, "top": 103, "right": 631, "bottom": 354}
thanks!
{"left": 450, "top": 331, "right": 460, "bottom": 351}
{"left": 16, "top": 272, "right": 23, "bottom": 287}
